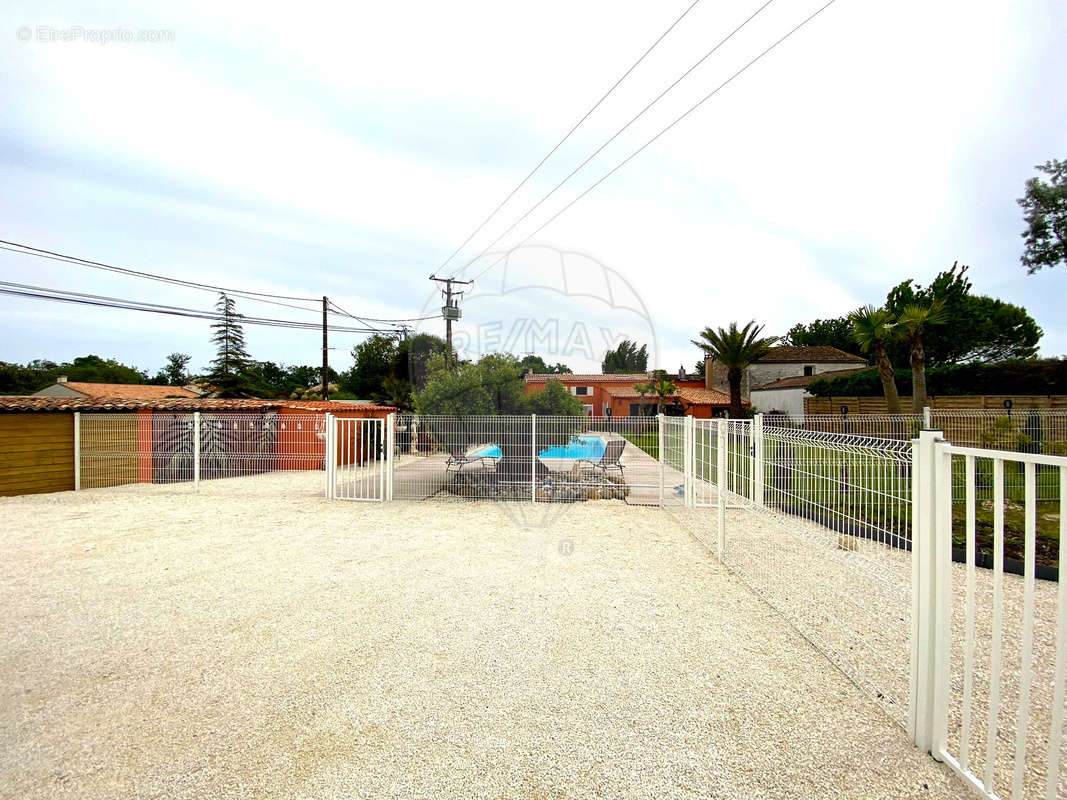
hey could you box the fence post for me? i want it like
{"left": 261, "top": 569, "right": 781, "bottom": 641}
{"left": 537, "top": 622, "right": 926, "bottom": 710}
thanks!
{"left": 531, "top": 414, "right": 537, "bottom": 503}
{"left": 923, "top": 406, "right": 932, "bottom": 429}
{"left": 73, "top": 411, "right": 81, "bottom": 491}
{"left": 385, "top": 412, "right": 395, "bottom": 502}
{"left": 324, "top": 413, "right": 334, "bottom": 499}
{"left": 910, "top": 428, "right": 949, "bottom": 757}
{"left": 657, "top": 413, "right": 665, "bottom": 507}
{"left": 717, "top": 418, "right": 727, "bottom": 561}
{"left": 192, "top": 412, "right": 200, "bottom": 490}
{"left": 753, "top": 412, "right": 765, "bottom": 507}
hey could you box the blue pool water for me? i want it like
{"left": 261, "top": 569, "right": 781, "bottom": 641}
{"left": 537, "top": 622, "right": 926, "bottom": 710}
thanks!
{"left": 472, "top": 435, "right": 606, "bottom": 461}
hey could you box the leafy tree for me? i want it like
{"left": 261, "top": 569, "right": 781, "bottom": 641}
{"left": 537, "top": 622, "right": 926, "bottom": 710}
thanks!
{"left": 341, "top": 334, "right": 399, "bottom": 398}
{"left": 884, "top": 262, "right": 1040, "bottom": 364}
{"left": 398, "top": 333, "right": 450, "bottom": 393}
{"left": 849, "top": 305, "right": 902, "bottom": 413}
{"left": 602, "top": 340, "right": 648, "bottom": 374}
{"left": 518, "top": 354, "right": 572, "bottom": 375}
{"left": 1018, "top": 158, "right": 1067, "bottom": 273}
{"left": 154, "top": 353, "right": 191, "bottom": 386}
{"left": 782, "top": 317, "right": 863, "bottom": 357}
{"left": 524, "top": 379, "right": 585, "bottom": 415}
{"left": 895, "top": 299, "right": 945, "bottom": 412}
{"left": 205, "top": 293, "right": 257, "bottom": 397}
{"left": 0, "top": 355, "right": 150, "bottom": 393}
{"left": 415, "top": 353, "right": 583, "bottom": 416}
{"left": 691, "top": 321, "right": 777, "bottom": 418}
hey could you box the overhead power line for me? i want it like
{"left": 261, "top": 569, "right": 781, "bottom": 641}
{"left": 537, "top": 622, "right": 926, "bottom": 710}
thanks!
{"left": 434, "top": 0, "right": 707, "bottom": 276}
{"left": 0, "top": 239, "right": 423, "bottom": 326}
{"left": 452, "top": 0, "right": 779, "bottom": 277}
{"left": 327, "top": 299, "right": 439, "bottom": 325}
{"left": 466, "top": 0, "right": 837, "bottom": 284}
{"left": 0, "top": 239, "right": 320, "bottom": 302}
{"left": 0, "top": 280, "right": 398, "bottom": 335}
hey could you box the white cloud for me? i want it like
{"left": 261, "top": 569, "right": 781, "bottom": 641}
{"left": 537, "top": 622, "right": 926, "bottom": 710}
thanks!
{"left": 1, "top": 0, "right": 1064, "bottom": 373}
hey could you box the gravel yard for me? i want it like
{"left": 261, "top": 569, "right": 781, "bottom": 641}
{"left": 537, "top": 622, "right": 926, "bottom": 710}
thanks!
{"left": 0, "top": 471, "right": 960, "bottom": 799}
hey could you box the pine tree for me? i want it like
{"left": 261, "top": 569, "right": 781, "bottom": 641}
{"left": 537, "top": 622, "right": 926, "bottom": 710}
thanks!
{"left": 207, "top": 293, "right": 255, "bottom": 397}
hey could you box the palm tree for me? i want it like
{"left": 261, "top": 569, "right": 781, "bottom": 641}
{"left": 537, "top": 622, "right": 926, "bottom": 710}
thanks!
{"left": 634, "top": 376, "right": 677, "bottom": 414}
{"left": 849, "top": 305, "right": 902, "bottom": 414}
{"left": 896, "top": 299, "right": 946, "bottom": 413}
{"left": 691, "top": 321, "right": 777, "bottom": 418}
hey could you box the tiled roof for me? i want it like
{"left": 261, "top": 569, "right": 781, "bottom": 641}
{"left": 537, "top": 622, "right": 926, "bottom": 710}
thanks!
{"left": 49, "top": 382, "right": 201, "bottom": 399}
{"left": 676, "top": 386, "right": 732, "bottom": 406}
{"left": 751, "top": 368, "right": 871, "bottom": 391}
{"left": 600, "top": 385, "right": 732, "bottom": 406}
{"left": 280, "top": 400, "right": 397, "bottom": 412}
{"left": 0, "top": 397, "right": 396, "bottom": 414}
{"left": 755, "top": 346, "right": 867, "bottom": 364}
{"left": 600, "top": 385, "right": 651, "bottom": 399}
{"left": 524, "top": 373, "right": 651, "bottom": 384}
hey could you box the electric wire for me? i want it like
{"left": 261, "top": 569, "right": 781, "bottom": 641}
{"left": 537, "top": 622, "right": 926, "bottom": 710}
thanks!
{"left": 465, "top": 0, "right": 837, "bottom": 283}
{"left": 434, "top": 0, "right": 707, "bottom": 276}
{"left": 451, "top": 0, "right": 779, "bottom": 277}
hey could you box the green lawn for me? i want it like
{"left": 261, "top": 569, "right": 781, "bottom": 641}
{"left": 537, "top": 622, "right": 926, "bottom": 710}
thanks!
{"left": 688, "top": 428, "right": 1061, "bottom": 568}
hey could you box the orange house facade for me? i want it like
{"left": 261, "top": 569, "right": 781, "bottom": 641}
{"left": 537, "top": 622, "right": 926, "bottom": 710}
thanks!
{"left": 523, "top": 373, "right": 733, "bottom": 418}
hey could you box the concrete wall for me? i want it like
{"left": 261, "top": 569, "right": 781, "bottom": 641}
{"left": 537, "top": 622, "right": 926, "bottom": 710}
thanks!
{"left": 750, "top": 387, "right": 807, "bottom": 417}
{"left": 747, "top": 361, "right": 859, "bottom": 389}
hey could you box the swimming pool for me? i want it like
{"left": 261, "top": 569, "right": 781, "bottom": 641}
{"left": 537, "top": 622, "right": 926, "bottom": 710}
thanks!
{"left": 472, "top": 434, "right": 606, "bottom": 461}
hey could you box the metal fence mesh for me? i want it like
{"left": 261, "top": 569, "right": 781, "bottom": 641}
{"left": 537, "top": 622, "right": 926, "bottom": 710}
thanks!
{"left": 78, "top": 412, "right": 327, "bottom": 489}
{"left": 391, "top": 414, "right": 673, "bottom": 505}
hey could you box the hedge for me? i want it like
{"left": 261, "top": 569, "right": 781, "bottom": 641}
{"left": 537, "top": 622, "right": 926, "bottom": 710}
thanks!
{"left": 807, "top": 359, "right": 1067, "bottom": 398}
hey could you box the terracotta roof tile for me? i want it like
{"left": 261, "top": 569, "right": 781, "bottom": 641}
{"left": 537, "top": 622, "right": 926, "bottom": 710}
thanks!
{"left": 0, "top": 397, "right": 396, "bottom": 414}
{"left": 524, "top": 373, "right": 652, "bottom": 384}
{"left": 755, "top": 346, "right": 867, "bottom": 364}
{"left": 676, "top": 386, "right": 732, "bottom": 406}
{"left": 52, "top": 382, "right": 200, "bottom": 399}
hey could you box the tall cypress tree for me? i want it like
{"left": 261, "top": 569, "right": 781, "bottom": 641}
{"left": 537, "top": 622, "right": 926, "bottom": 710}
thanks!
{"left": 207, "top": 293, "right": 255, "bottom": 397}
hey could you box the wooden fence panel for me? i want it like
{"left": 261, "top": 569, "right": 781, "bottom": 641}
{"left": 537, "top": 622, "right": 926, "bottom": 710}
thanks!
{"left": 0, "top": 413, "right": 75, "bottom": 496}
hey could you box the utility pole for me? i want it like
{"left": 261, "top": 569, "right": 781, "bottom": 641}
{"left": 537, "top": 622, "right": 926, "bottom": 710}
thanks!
{"left": 428, "top": 275, "right": 472, "bottom": 359}
{"left": 322, "top": 296, "right": 329, "bottom": 400}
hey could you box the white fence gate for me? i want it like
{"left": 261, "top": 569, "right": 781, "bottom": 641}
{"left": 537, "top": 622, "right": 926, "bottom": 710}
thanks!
{"left": 325, "top": 415, "right": 393, "bottom": 502}
{"left": 912, "top": 432, "right": 1066, "bottom": 800}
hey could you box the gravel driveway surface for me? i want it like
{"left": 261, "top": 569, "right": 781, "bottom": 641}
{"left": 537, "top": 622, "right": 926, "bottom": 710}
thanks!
{"left": 0, "top": 472, "right": 959, "bottom": 799}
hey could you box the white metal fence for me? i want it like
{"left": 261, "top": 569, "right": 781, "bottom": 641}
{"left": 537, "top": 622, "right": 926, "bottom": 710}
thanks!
{"left": 76, "top": 411, "right": 330, "bottom": 490}
{"left": 770, "top": 410, "right": 1067, "bottom": 502}
{"left": 912, "top": 434, "right": 1066, "bottom": 800}
{"left": 389, "top": 414, "right": 677, "bottom": 506}
{"left": 326, "top": 416, "right": 391, "bottom": 502}
{"left": 671, "top": 418, "right": 1066, "bottom": 800}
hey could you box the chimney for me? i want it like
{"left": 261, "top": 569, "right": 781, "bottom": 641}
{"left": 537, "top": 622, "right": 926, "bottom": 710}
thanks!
{"left": 678, "top": 365, "right": 686, "bottom": 381}
{"left": 57, "top": 375, "right": 68, "bottom": 383}
{"left": 704, "top": 357, "right": 712, "bottom": 390}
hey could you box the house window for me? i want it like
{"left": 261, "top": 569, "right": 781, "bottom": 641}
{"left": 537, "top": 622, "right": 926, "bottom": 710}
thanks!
{"left": 803, "top": 365, "right": 815, "bottom": 377}
{"left": 628, "top": 402, "right": 657, "bottom": 417}
{"left": 574, "top": 386, "right": 589, "bottom": 396}
{"left": 582, "top": 403, "right": 594, "bottom": 416}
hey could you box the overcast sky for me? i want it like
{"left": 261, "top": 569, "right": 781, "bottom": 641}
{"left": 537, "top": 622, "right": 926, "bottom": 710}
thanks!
{"left": 2, "top": 0, "right": 1065, "bottom": 377}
